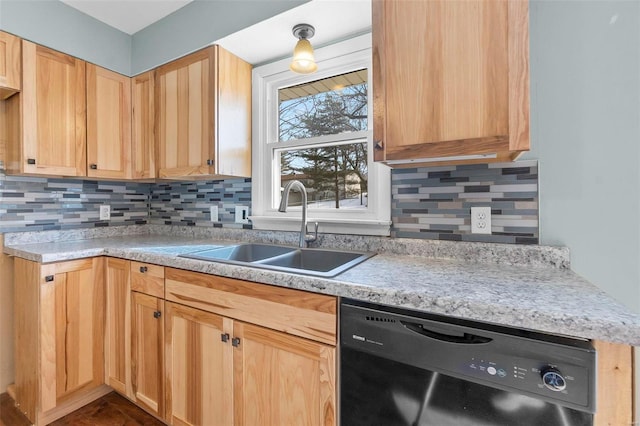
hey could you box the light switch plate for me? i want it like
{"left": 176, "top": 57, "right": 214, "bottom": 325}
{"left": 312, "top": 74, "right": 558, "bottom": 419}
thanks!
{"left": 235, "top": 206, "right": 249, "bottom": 224}
{"left": 99, "top": 205, "right": 111, "bottom": 221}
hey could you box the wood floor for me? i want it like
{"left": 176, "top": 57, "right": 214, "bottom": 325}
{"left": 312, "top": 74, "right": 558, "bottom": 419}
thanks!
{"left": 0, "top": 392, "right": 164, "bottom": 426}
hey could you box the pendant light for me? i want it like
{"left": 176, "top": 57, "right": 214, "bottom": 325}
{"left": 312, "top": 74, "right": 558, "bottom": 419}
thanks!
{"left": 290, "top": 23, "right": 318, "bottom": 74}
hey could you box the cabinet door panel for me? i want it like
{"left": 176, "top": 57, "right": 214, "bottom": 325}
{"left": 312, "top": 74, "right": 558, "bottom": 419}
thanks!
{"left": 105, "top": 258, "right": 132, "bottom": 397}
{"left": 22, "top": 41, "right": 86, "bottom": 176}
{"left": 0, "top": 31, "right": 21, "bottom": 98}
{"left": 132, "top": 71, "right": 155, "bottom": 178}
{"left": 156, "top": 48, "right": 214, "bottom": 178}
{"left": 234, "top": 322, "right": 336, "bottom": 426}
{"left": 165, "top": 302, "right": 233, "bottom": 426}
{"left": 87, "top": 64, "right": 131, "bottom": 178}
{"left": 40, "top": 258, "right": 104, "bottom": 410}
{"left": 132, "top": 292, "right": 164, "bottom": 418}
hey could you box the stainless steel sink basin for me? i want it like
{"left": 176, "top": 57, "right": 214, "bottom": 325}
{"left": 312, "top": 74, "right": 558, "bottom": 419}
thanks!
{"left": 181, "top": 243, "right": 296, "bottom": 263}
{"left": 179, "top": 243, "right": 373, "bottom": 278}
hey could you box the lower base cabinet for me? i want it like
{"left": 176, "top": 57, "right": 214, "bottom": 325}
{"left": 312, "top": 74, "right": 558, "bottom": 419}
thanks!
{"left": 132, "top": 292, "right": 164, "bottom": 419}
{"left": 14, "top": 257, "right": 108, "bottom": 425}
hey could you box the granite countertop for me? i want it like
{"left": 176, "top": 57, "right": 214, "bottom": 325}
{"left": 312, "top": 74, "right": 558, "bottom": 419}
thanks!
{"left": 4, "top": 226, "right": 640, "bottom": 346}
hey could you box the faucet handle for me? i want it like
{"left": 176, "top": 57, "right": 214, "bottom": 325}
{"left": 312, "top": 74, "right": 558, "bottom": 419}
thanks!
{"left": 305, "top": 222, "right": 319, "bottom": 244}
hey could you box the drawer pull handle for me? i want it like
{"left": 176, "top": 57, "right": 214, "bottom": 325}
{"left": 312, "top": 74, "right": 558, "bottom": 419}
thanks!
{"left": 27, "top": 158, "right": 36, "bottom": 165}
{"left": 45, "top": 275, "right": 54, "bottom": 282}
{"left": 232, "top": 337, "right": 241, "bottom": 347}
{"left": 153, "top": 311, "right": 161, "bottom": 319}
{"left": 139, "top": 266, "right": 148, "bottom": 273}
{"left": 221, "top": 333, "right": 230, "bottom": 343}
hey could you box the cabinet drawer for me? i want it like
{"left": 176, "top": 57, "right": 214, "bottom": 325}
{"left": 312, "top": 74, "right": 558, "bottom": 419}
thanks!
{"left": 130, "top": 262, "right": 164, "bottom": 298}
{"left": 165, "top": 268, "right": 337, "bottom": 345}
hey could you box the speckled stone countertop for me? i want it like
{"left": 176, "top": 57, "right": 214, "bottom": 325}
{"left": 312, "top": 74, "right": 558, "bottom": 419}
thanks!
{"left": 4, "top": 225, "right": 640, "bottom": 346}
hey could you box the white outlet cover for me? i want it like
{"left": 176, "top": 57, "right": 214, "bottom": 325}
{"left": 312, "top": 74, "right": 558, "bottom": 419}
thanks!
{"left": 99, "top": 205, "right": 111, "bottom": 221}
{"left": 210, "top": 206, "right": 219, "bottom": 222}
{"left": 235, "top": 206, "right": 249, "bottom": 224}
{"left": 471, "top": 206, "right": 491, "bottom": 234}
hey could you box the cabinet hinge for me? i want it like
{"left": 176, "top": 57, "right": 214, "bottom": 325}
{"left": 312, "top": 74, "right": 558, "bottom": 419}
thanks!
{"left": 374, "top": 140, "right": 384, "bottom": 150}
{"left": 27, "top": 158, "right": 36, "bottom": 165}
{"left": 44, "top": 275, "right": 54, "bottom": 282}
{"left": 221, "top": 333, "right": 230, "bottom": 343}
{"left": 231, "top": 337, "right": 241, "bottom": 347}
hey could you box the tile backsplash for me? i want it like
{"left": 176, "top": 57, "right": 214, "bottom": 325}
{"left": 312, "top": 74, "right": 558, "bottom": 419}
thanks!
{"left": 2, "top": 162, "right": 538, "bottom": 245}
{"left": 149, "top": 178, "right": 252, "bottom": 228}
{"left": 391, "top": 160, "right": 538, "bottom": 244}
{"left": 0, "top": 175, "right": 149, "bottom": 233}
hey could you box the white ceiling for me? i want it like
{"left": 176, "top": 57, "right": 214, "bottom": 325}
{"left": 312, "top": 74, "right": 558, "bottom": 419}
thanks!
{"left": 60, "top": 0, "right": 193, "bottom": 35}
{"left": 217, "top": 0, "right": 371, "bottom": 65}
{"left": 58, "top": 0, "right": 371, "bottom": 65}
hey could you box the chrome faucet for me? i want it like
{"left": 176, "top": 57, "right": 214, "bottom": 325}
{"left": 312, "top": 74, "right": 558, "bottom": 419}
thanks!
{"left": 278, "top": 180, "right": 318, "bottom": 248}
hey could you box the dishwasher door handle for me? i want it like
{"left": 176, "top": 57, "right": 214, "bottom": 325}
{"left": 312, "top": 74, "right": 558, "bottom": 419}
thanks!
{"left": 400, "top": 321, "right": 493, "bottom": 344}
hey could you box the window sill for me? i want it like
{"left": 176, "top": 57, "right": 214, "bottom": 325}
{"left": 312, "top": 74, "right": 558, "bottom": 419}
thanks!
{"left": 249, "top": 216, "right": 391, "bottom": 237}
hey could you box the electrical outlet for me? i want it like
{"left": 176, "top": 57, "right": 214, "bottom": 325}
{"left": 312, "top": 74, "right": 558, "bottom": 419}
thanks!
{"left": 471, "top": 206, "right": 491, "bottom": 234}
{"left": 99, "top": 205, "right": 111, "bottom": 221}
{"left": 210, "top": 206, "right": 219, "bottom": 222}
{"left": 235, "top": 206, "right": 249, "bottom": 224}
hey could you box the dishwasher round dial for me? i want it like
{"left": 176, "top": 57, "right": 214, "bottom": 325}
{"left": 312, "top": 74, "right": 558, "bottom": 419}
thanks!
{"left": 541, "top": 367, "right": 567, "bottom": 392}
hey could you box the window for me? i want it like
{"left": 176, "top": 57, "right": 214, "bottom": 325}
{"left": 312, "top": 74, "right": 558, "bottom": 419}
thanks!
{"left": 251, "top": 34, "right": 390, "bottom": 236}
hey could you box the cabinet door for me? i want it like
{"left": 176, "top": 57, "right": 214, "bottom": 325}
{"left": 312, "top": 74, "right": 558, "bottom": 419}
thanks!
{"left": 21, "top": 41, "right": 86, "bottom": 176}
{"left": 39, "top": 258, "right": 104, "bottom": 412}
{"left": 233, "top": 322, "right": 336, "bottom": 426}
{"left": 155, "top": 47, "right": 215, "bottom": 178}
{"left": 165, "top": 302, "right": 233, "bottom": 426}
{"left": 132, "top": 292, "right": 164, "bottom": 419}
{"left": 132, "top": 71, "right": 156, "bottom": 178}
{"left": 87, "top": 64, "right": 132, "bottom": 178}
{"left": 0, "top": 31, "right": 21, "bottom": 99}
{"left": 373, "top": 0, "right": 529, "bottom": 164}
{"left": 105, "top": 258, "right": 132, "bottom": 398}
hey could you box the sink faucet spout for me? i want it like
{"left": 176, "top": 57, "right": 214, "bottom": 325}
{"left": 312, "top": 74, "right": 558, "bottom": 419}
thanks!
{"left": 278, "top": 180, "right": 318, "bottom": 248}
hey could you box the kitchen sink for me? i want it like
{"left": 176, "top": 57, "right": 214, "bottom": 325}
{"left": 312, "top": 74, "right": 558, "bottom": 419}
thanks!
{"left": 183, "top": 243, "right": 296, "bottom": 263}
{"left": 179, "top": 243, "right": 373, "bottom": 278}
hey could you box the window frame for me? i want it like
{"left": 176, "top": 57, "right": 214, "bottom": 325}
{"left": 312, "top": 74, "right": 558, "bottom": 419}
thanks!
{"left": 251, "top": 34, "right": 391, "bottom": 236}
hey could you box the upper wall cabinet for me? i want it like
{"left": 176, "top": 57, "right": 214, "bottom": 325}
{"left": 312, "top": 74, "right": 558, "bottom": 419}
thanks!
{"left": 87, "top": 64, "right": 132, "bottom": 179}
{"left": 155, "top": 45, "right": 252, "bottom": 179}
{"left": 132, "top": 71, "right": 156, "bottom": 179}
{"left": 0, "top": 31, "right": 21, "bottom": 99}
{"left": 6, "top": 41, "right": 87, "bottom": 176}
{"left": 372, "top": 0, "right": 529, "bottom": 166}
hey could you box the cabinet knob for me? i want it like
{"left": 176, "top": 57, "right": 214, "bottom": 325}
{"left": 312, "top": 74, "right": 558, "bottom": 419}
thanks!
{"left": 44, "top": 275, "right": 54, "bottom": 282}
{"left": 221, "top": 333, "right": 230, "bottom": 343}
{"left": 90, "top": 164, "right": 98, "bottom": 170}
{"left": 231, "top": 337, "right": 241, "bottom": 347}
{"left": 374, "top": 140, "right": 384, "bottom": 150}
{"left": 27, "top": 158, "right": 36, "bottom": 165}
{"left": 153, "top": 311, "right": 161, "bottom": 319}
{"left": 139, "top": 266, "right": 148, "bottom": 273}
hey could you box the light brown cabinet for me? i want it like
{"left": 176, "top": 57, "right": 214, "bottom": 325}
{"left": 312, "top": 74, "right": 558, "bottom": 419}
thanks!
{"left": 132, "top": 71, "right": 156, "bottom": 179}
{"left": 165, "top": 267, "right": 337, "bottom": 425}
{"left": 87, "top": 64, "right": 132, "bottom": 179}
{"left": 105, "top": 257, "right": 133, "bottom": 398}
{"left": 165, "top": 301, "right": 233, "bottom": 425}
{"left": 6, "top": 41, "right": 87, "bottom": 176}
{"left": 0, "top": 31, "right": 21, "bottom": 99}
{"left": 132, "top": 292, "right": 164, "bottom": 419}
{"left": 155, "top": 45, "right": 252, "bottom": 179}
{"left": 372, "top": 0, "right": 529, "bottom": 166}
{"left": 14, "top": 257, "right": 108, "bottom": 425}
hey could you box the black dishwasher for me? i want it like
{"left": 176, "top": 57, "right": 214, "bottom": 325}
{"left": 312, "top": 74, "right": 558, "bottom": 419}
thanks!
{"left": 340, "top": 299, "right": 596, "bottom": 426}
